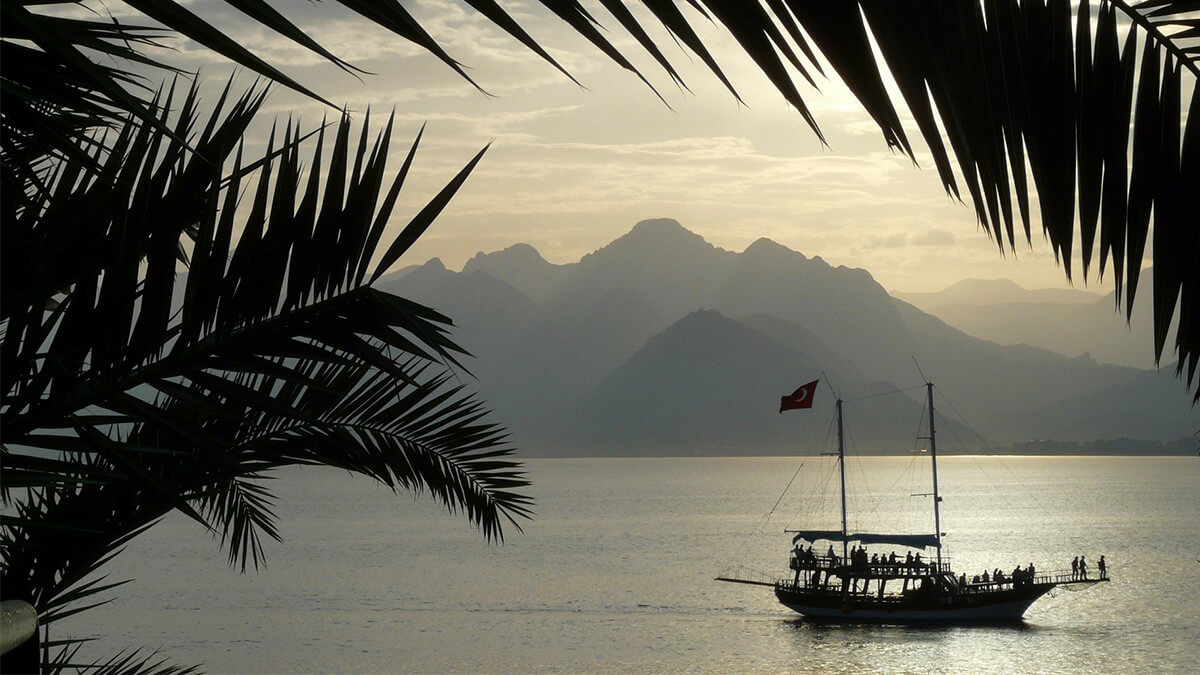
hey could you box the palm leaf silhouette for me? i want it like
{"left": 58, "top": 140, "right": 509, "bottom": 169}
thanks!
{"left": 2, "top": 78, "right": 530, "bottom": 668}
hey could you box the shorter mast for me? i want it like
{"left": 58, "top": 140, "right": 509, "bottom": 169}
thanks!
{"left": 927, "top": 382, "right": 943, "bottom": 569}
{"left": 836, "top": 398, "right": 848, "bottom": 563}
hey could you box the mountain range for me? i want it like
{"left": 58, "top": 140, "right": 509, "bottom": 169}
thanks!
{"left": 379, "top": 219, "right": 1196, "bottom": 455}
{"left": 894, "top": 277, "right": 1175, "bottom": 370}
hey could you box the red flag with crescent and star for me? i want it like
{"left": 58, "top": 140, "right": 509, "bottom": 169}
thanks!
{"left": 780, "top": 379, "right": 819, "bottom": 412}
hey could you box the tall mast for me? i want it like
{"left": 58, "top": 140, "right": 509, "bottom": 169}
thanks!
{"left": 927, "top": 382, "right": 943, "bottom": 569}
{"left": 836, "top": 398, "right": 848, "bottom": 563}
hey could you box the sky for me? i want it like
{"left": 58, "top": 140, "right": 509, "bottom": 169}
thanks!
{"left": 125, "top": 0, "right": 1141, "bottom": 295}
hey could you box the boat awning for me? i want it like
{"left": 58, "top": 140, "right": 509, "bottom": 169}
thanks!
{"left": 790, "top": 530, "right": 844, "bottom": 544}
{"left": 790, "top": 531, "right": 940, "bottom": 549}
{"left": 853, "top": 533, "right": 940, "bottom": 548}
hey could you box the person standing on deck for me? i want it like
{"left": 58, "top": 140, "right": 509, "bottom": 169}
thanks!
{"left": 1098, "top": 555, "right": 1107, "bottom": 579}
{"left": 1071, "top": 556, "right": 1079, "bottom": 580}
{"left": 1080, "top": 555, "right": 1088, "bottom": 580}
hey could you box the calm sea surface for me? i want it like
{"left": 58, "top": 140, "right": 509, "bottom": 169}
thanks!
{"left": 66, "top": 456, "right": 1199, "bottom": 673}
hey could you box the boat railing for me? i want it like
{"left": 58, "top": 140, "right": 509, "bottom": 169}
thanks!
{"left": 956, "top": 567, "right": 1109, "bottom": 593}
{"left": 789, "top": 555, "right": 952, "bottom": 576}
{"left": 1031, "top": 568, "right": 1108, "bottom": 585}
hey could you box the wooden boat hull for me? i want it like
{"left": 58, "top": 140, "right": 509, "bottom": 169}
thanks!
{"left": 774, "top": 583, "right": 1055, "bottom": 623}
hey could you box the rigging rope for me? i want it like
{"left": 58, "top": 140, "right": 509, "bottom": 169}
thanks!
{"left": 723, "top": 407, "right": 835, "bottom": 575}
{"left": 842, "top": 384, "right": 926, "bottom": 404}
{"left": 765, "top": 459, "right": 805, "bottom": 520}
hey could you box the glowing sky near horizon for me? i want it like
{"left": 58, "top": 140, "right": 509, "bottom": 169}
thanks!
{"left": 120, "top": 0, "right": 1149, "bottom": 295}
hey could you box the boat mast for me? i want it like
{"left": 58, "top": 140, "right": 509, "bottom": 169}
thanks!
{"left": 927, "top": 382, "right": 943, "bottom": 570}
{"left": 836, "top": 398, "right": 848, "bottom": 562}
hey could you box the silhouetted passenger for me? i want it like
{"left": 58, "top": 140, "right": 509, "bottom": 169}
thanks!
{"left": 1098, "top": 555, "right": 1106, "bottom": 579}
{"left": 959, "top": 573, "right": 967, "bottom": 589}
{"left": 972, "top": 574, "right": 980, "bottom": 584}
{"left": 828, "top": 545, "right": 835, "bottom": 561}
{"left": 1079, "top": 555, "right": 1088, "bottom": 580}
{"left": 1028, "top": 563, "right": 1036, "bottom": 582}
{"left": 981, "top": 571, "right": 989, "bottom": 583}
{"left": 905, "top": 551, "right": 914, "bottom": 568}
{"left": 1071, "top": 556, "right": 1079, "bottom": 580}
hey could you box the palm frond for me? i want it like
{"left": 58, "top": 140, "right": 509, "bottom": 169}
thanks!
{"left": 2, "top": 78, "right": 530, "bottom": 639}
{"left": 195, "top": 474, "right": 280, "bottom": 572}
{"left": 831, "top": 1, "right": 1199, "bottom": 397}
{"left": 43, "top": 643, "right": 201, "bottom": 675}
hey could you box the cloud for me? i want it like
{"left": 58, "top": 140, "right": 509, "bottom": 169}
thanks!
{"left": 860, "top": 228, "right": 956, "bottom": 250}
{"left": 912, "top": 229, "right": 957, "bottom": 246}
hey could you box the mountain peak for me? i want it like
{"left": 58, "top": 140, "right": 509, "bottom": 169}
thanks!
{"left": 556, "top": 219, "right": 734, "bottom": 321}
{"left": 744, "top": 237, "right": 808, "bottom": 263}
{"left": 627, "top": 217, "right": 689, "bottom": 237}
{"left": 465, "top": 243, "right": 548, "bottom": 271}
{"left": 462, "top": 243, "right": 565, "bottom": 302}
{"left": 672, "top": 307, "right": 727, "bottom": 328}
{"left": 606, "top": 218, "right": 713, "bottom": 252}
{"left": 581, "top": 218, "right": 721, "bottom": 265}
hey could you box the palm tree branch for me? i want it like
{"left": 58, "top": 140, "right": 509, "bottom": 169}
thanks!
{"left": 1118, "top": 0, "right": 1200, "bottom": 77}
{"left": 3, "top": 100, "right": 478, "bottom": 440}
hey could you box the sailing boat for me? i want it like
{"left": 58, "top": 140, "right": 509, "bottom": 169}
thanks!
{"left": 718, "top": 380, "right": 1108, "bottom": 622}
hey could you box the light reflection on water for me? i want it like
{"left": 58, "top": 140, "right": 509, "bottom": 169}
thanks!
{"left": 64, "top": 456, "right": 1199, "bottom": 673}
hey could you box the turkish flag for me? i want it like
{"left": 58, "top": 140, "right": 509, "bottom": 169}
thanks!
{"left": 780, "top": 379, "right": 819, "bottom": 412}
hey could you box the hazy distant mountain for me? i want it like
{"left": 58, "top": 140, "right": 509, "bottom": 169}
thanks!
{"left": 490, "top": 288, "right": 665, "bottom": 420}
{"left": 892, "top": 277, "right": 1169, "bottom": 369}
{"left": 377, "top": 258, "right": 538, "bottom": 361}
{"left": 894, "top": 278, "right": 1101, "bottom": 309}
{"left": 987, "top": 365, "right": 1196, "bottom": 441}
{"left": 737, "top": 313, "right": 864, "bottom": 381}
{"left": 545, "top": 218, "right": 738, "bottom": 323}
{"left": 888, "top": 299, "right": 1188, "bottom": 442}
{"left": 545, "top": 310, "right": 952, "bottom": 454}
{"left": 388, "top": 220, "right": 1196, "bottom": 455}
{"left": 713, "top": 237, "right": 917, "bottom": 385}
{"left": 462, "top": 243, "right": 570, "bottom": 303}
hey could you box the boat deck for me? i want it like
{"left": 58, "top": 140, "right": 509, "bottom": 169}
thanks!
{"left": 788, "top": 556, "right": 1107, "bottom": 587}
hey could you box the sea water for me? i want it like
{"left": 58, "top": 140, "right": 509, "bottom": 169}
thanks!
{"left": 61, "top": 456, "right": 1199, "bottom": 673}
